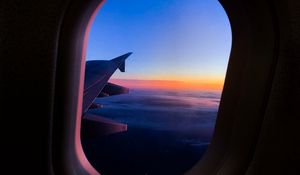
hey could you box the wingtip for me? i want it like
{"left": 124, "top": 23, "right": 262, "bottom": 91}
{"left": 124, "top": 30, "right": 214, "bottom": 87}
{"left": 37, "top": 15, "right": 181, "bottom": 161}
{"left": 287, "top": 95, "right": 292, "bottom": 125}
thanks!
{"left": 111, "top": 52, "right": 132, "bottom": 62}
{"left": 111, "top": 52, "right": 132, "bottom": 72}
{"left": 123, "top": 52, "right": 133, "bottom": 59}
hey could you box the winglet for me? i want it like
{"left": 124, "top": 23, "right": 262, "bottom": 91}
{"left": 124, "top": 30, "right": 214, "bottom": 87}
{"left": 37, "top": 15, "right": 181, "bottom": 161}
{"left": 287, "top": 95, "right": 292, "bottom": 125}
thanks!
{"left": 112, "top": 52, "right": 132, "bottom": 72}
{"left": 119, "top": 61, "right": 125, "bottom": 72}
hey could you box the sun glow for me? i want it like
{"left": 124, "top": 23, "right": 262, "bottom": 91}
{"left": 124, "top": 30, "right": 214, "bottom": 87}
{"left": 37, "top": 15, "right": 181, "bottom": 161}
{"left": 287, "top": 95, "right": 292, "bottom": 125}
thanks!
{"left": 110, "top": 78, "right": 224, "bottom": 91}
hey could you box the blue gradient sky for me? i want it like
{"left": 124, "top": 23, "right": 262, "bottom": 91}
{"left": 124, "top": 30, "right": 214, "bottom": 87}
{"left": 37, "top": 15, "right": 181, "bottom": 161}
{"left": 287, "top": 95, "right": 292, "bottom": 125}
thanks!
{"left": 87, "top": 0, "right": 231, "bottom": 87}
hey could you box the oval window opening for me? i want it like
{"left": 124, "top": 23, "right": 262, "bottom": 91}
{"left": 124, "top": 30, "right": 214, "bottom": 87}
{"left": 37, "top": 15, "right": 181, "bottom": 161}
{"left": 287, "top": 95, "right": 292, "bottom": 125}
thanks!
{"left": 81, "top": 0, "right": 231, "bottom": 175}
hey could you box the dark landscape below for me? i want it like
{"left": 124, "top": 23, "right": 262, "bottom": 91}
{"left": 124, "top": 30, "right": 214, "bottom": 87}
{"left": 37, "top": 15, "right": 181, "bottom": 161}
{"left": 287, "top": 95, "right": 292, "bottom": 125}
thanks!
{"left": 82, "top": 89, "right": 220, "bottom": 175}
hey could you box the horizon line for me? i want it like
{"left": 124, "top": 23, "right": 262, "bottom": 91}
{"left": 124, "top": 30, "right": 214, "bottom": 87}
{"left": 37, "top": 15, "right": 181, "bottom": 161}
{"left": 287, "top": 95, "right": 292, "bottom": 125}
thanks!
{"left": 109, "top": 78, "right": 224, "bottom": 91}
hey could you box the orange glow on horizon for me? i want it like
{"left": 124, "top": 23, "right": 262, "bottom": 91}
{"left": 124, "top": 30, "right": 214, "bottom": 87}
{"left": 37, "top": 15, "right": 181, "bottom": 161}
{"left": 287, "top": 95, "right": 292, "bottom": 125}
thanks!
{"left": 110, "top": 78, "right": 224, "bottom": 91}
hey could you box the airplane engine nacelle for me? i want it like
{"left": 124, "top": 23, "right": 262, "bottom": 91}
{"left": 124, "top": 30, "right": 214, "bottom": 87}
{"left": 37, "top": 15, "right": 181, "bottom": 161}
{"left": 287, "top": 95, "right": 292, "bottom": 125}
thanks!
{"left": 98, "top": 82, "right": 129, "bottom": 97}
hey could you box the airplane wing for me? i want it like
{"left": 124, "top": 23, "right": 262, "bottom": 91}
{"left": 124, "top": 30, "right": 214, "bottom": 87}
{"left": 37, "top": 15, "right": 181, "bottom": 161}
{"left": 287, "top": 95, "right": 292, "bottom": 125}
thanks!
{"left": 82, "top": 52, "right": 132, "bottom": 114}
{"left": 81, "top": 112, "right": 128, "bottom": 138}
{"left": 81, "top": 52, "right": 132, "bottom": 138}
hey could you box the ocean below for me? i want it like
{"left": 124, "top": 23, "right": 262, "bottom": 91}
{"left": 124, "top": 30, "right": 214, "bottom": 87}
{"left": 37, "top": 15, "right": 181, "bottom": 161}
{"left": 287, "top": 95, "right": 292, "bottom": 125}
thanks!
{"left": 82, "top": 89, "right": 221, "bottom": 175}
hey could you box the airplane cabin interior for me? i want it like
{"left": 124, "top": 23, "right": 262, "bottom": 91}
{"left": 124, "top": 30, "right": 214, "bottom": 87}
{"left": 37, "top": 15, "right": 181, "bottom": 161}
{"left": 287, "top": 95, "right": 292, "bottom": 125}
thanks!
{"left": 0, "top": 0, "right": 299, "bottom": 174}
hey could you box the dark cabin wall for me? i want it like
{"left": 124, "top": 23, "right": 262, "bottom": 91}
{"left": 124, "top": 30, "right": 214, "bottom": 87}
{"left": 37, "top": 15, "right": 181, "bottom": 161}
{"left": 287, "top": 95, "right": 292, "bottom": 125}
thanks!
{"left": 186, "top": 0, "right": 300, "bottom": 175}
{"left": 245, "top": 1, "right": 300, "bottom": 175}
{"left": 1, "top": 0, "right": 103, "bottom": 174}
{"left": 0, "top": 0, "right": 70, "bottom": 174}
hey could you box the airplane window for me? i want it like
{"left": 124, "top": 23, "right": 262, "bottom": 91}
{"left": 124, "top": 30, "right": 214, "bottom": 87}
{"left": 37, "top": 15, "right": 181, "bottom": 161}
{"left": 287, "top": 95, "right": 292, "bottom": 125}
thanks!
{"left": 81, "top": 0, "right": 231, "bottom": 175}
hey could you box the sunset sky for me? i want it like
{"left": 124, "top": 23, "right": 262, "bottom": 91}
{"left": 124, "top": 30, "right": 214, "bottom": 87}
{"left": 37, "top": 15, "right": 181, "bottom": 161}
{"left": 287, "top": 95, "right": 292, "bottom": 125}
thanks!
{"left": 87, "top": 0, "right": 232, "bottom": 90}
